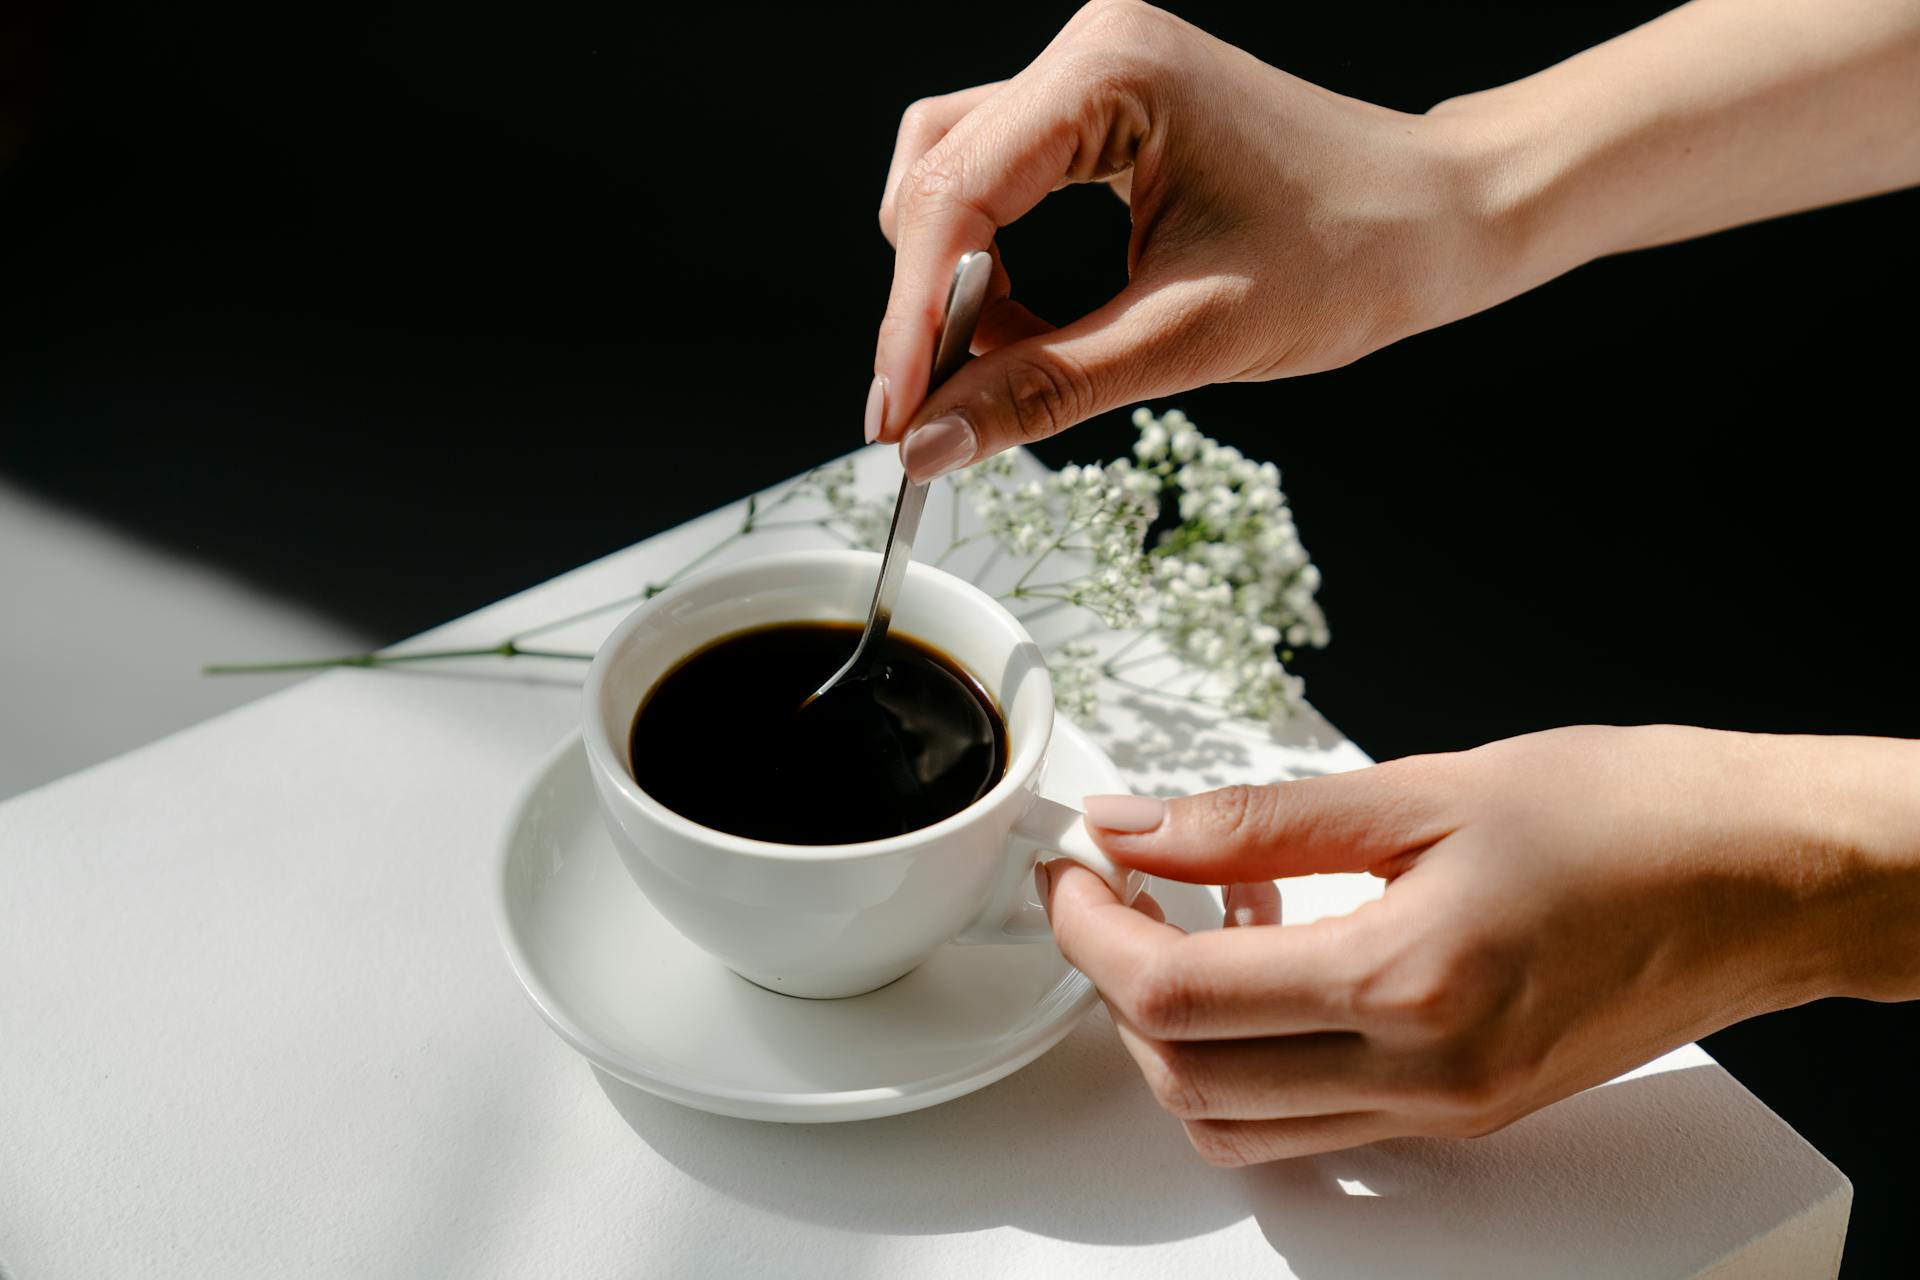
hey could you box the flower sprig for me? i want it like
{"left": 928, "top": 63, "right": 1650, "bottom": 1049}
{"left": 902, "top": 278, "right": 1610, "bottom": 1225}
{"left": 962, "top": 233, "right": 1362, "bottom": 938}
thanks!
{"left": 952, "top": 407, "right": 1328, "bottom": 724}
{"left": 950, "top": 451, "right": 1160, "bottom": 628}
{"left": 205, "top": 410, "right": 1328, "bottom": 732}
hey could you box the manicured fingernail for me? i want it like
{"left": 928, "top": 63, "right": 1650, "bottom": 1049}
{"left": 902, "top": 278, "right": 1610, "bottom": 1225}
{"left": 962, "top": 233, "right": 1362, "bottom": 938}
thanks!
{"left": 1083, "top": 794, "right": 1166, "bottom": 834}
{"left": 863, "top": 374, "right": 888, "bottom": 445}
{"left": 875, "top": 350, "right": 918, "bottom": 438}
{"left": 902, "top": 413, "right": 976, "bottom": 482}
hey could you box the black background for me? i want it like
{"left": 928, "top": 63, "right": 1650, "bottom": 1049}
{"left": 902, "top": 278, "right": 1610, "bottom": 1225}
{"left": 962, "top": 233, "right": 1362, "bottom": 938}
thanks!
{"left": 2, "top": 1, "right": 1914, "bottom": 1272}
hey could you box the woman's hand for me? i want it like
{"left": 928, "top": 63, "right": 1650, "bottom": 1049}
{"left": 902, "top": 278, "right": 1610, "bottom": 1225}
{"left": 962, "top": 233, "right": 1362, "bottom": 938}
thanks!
{"left": 1043, "top": 725, "right": 1920, "bottom": 1166}
{"left": 868, "top": 0, "right": 1508, "bottom": 480}
{"left": 871, "top": 0, "right": 1920, "bottom": 482}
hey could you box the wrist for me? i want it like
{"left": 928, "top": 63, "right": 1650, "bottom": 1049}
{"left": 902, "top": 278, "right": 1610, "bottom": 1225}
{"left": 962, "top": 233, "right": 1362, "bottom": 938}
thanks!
{"left": 1789, "top": 735, "right": 1920, "bottom": 1004}
{"left": 1422, "top": 94, "right": 1559, "bottom": 293}
{"left": 1421, "top": 81, "right": 1634, "bottom": 312}
{"left": 1704, "top": 730, "right": 1920, "bottom": 1010}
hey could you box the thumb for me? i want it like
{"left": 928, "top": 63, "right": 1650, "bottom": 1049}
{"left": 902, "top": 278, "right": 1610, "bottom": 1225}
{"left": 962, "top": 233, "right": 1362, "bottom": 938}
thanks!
{"left": 1079, "top": 765, "right": 1458, "bottom": 885}
{"left": 899, "top": 275, "right": 1223, "bottom": 483}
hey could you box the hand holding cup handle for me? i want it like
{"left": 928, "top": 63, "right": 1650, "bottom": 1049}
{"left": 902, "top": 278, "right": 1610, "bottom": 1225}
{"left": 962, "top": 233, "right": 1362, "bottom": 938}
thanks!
{"left": 954, "top": 795, "right": 1146, "bottom": 943}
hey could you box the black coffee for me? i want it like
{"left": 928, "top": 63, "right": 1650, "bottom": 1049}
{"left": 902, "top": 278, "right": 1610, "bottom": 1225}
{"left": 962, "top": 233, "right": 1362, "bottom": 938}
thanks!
{"left": 630, "top": 621, "right": 1007, "bottom": 845}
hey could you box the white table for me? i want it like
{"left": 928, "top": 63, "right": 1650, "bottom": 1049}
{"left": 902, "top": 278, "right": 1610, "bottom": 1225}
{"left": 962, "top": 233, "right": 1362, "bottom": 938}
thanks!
{"left": 0, "top": 448, "right": 1851, "bottom": 1279}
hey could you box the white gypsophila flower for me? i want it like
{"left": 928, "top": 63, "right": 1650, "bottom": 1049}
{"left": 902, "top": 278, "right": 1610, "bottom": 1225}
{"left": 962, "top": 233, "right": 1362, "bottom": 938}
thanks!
{"left": 1131, "top": 406, "right": 1329, "bottom": 721}
{"left": 789, "top": 457, "right": 895, "bottom": 551}
{"left": 801, "top": 457, "right": 860, "bottom": 513}
{"left": 955, "top": 452, "right": 1158, "bottom": 610}
{"left": 842, "top": 504, "right": 893, "bottom": 552}
{"left": 953, "top": 409, "right": 1327, "bottom": 725}
{"left": 953, "top": 451, "right": 1063, "bottom": 555}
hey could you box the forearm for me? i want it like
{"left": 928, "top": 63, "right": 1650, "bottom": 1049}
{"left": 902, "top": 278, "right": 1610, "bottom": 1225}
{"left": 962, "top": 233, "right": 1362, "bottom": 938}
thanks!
{"left": 1433, "top": 0, "right": 1920, "bottom": 290}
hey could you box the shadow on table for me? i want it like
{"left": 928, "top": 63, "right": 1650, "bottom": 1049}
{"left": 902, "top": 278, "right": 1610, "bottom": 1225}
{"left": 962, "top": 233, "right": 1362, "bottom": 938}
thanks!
{"left": 594, "top": 879, "right": 1249, "bottom": 1247}
{"left": 1235, "top": 1063, "right": 1843, "bottom": 1279}
{"left": 602, "top": 1058, "right": 1836, "bottom": 1272}
{"left": 1099, "top": 693, "right": 1256, "bottom": 787}
{"left": 1090, "top": 689, "right": 1350, "bottom": 795}
{"left": 594, "top": 883, "right": 1839, "bottom": 1274}
{"left": 594, "top": 1035, "right": 1241, "bottom": 1245}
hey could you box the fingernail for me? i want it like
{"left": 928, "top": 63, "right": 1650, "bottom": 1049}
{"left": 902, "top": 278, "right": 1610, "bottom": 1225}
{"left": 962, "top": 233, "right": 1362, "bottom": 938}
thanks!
{"left": 902, "top": 413, "right": 976, "bottom": 482}
{"left": 863, "top": 374, "right": 888, "bottom": 445}
{"left": 1224, "top": 883, "right": 1257, "bottom": 929}
{"left": 876, "top": 351, "right": 916, "bottom": 438}
{"left": 1035, "top": 860, "right": 1055, "bottom": 911}
{"left": 1083, "top": 794, "right": 1166, "bottom": 834}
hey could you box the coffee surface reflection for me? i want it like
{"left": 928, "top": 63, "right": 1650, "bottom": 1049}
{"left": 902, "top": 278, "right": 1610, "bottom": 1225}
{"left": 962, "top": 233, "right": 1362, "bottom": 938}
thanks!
{"left": 630, "top": 621, "right": 1007, "bottom": 845}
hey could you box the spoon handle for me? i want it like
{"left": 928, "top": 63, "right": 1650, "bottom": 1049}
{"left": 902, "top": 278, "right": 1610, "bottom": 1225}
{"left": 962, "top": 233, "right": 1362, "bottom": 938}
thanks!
{"left": 927, "top": 250, "right": 993, "bottom": 390}
{"left": 822, "top": 252, "right": 993, "bottom": 693}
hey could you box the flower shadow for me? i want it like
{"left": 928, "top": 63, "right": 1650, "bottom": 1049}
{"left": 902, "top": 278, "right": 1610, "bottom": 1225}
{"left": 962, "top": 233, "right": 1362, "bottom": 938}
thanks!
{"left": 1098, "top": 693, "right": 1257, "bottom": 791}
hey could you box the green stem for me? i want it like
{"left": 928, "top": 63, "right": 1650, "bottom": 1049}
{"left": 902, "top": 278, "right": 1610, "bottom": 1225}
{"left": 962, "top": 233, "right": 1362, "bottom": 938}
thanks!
{"left": 1007, "top": 522, "right": 1085, "bottom": 596}
{"left": 204, "top": 641, "right": 594, "bottom": 675}
{"left": 507, "top": 522, "right": 752, "bottom": 644}
{"left": 1009, "top": 599, "right": 1071, "bottom": 623}
{"left": 747, "top": 472, "right": 812, "bottom": 522}
{"left": 661, "top": 526, "right": 749, "bottom": 586}
{"left": 508, "top": 592, "right": 653, "bottom": 643}
{"left": 747, "top": 517, "right": 839, "bottom": 532}
{"left": 934, "top": 532, "right": 979, "bottom": 569}
{"left": 1106, "top": 629, "right": 1150, "bottom": 666}
{"left": 813, "top": 523, "right": 860, "bottom": 548}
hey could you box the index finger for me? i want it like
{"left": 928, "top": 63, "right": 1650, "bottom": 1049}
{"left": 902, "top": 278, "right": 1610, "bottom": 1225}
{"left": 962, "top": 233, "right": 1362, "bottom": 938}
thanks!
{"left": 878, "top": 81, "right": 1007, "bottom": 246}
{"left": 1043, "top": 861, "right": 1365, "bottom": 1041}
{"left": 872, "top": 65, "right": 1145, "bottom": 441}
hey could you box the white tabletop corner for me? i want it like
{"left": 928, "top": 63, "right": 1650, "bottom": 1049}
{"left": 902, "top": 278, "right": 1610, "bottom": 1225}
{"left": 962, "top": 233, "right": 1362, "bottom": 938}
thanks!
{"left": 0, "top": 447, "right": 1851, "bottom": 1278}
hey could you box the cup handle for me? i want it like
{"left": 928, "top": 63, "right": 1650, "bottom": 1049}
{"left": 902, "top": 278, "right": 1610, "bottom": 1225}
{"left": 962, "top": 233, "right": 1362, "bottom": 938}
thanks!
{"left": 952, "top": 795, "right": 1149, "bottom": 944}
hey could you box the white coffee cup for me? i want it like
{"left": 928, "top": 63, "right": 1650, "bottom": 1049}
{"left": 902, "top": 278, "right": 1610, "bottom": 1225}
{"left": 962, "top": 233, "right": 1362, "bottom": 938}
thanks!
{"left": 582, "top": 548, "right": 1143, "bottom": 999}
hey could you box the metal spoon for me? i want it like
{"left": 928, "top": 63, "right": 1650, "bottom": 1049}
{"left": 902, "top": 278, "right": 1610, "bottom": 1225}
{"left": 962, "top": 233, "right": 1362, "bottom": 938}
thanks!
{"left": 808, "top": 250, "right": 993, "bottom": 704}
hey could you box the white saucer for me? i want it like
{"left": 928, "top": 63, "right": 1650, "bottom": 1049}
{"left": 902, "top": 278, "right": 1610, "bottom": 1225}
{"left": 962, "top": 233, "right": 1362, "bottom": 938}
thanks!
{"left": 493, "top": 718, "right": 1131, "bottom": 1123}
